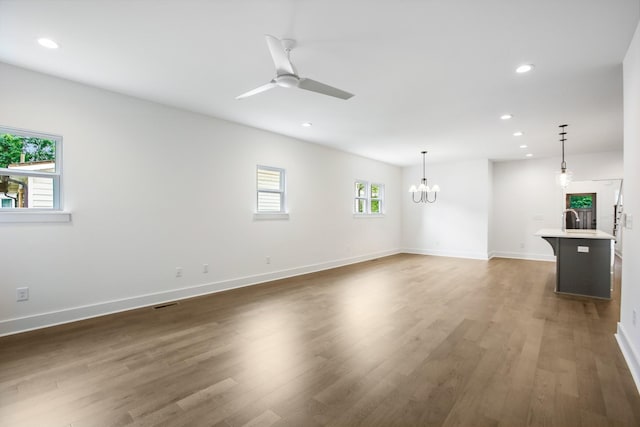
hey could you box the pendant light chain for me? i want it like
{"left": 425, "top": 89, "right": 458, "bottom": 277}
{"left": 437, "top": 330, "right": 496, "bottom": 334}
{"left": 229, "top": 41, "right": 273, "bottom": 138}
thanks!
{"left": 560, "top": 124, "right": 567, "bottom": 172}
{"left": 557, "top": 124, "right": 572, "bottom": 188}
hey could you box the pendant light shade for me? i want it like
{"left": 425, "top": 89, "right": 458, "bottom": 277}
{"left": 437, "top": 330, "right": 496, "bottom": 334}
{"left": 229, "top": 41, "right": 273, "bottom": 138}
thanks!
{"left": 409, "top": 151, "right": 439, "bottom": 203}
{"left": 557, "top": 170, "right": 572, "bottom": 188}
{"left": 556, "top": 124, "right": 572, "bottom": 188}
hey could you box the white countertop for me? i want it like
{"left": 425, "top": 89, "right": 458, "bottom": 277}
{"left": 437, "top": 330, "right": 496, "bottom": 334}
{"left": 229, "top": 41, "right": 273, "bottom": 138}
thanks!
{"left": 535, "top": 228, "right": 615, "bottom": 240}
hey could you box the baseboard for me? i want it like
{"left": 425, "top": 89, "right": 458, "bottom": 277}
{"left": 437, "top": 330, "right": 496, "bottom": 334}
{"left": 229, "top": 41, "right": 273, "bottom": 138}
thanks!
{"left": 402, "top": 248, "right": 555, "bottom": 262}
{"left": 402, "top": 248, "right": 489, "bottom": 260}
{"left": 0, "top": 248, "right": 401, "bottom": 337}
{"left": 489, "top": 251, "right": 556, "bottom": 262}
{"left": 616, "top": 322, "right": 640, "bottom": 395}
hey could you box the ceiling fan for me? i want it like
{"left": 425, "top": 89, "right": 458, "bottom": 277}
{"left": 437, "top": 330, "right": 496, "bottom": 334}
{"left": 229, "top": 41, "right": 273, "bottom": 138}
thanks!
{"left": 236, "top": 35, "right": 354, "bottom": 100}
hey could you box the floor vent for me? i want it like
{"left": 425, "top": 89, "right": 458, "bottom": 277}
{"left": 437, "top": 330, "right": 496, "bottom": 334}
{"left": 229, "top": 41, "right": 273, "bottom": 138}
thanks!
{"left": 153, "top": 302, "right": 178, "bottom": 310}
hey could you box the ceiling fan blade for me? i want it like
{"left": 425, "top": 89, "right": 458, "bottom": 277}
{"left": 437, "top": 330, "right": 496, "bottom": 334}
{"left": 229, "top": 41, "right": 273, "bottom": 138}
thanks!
{"left": 298, "top": 78, "right": 354, "bottom": 100}
{"left": 265, "top": 34, "right": 295, "bottom": 75}
{"left": 236, "top": 82, "right": 277, "bottom": 99}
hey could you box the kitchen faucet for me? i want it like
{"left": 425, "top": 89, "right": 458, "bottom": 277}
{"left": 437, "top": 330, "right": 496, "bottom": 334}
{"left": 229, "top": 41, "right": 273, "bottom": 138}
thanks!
{"left": 562, "top": 209, "right": 580, "bottom": 231}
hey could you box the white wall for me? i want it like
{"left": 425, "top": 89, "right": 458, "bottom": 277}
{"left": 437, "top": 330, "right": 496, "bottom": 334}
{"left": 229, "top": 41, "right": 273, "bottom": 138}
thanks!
{"left": 490, "top": 152, "right": 623, "bottom": 260}
{"left": 0, "top": 63, "right": 402, "bottom": 336}
{"left": 402, "top": 159, "right": 491, "bottom": 259}
{"left": 618, "top": 20, "right": 640, "bottom": 393}
{"left": 400, "top": 152, "right": 622, "bottom": 262}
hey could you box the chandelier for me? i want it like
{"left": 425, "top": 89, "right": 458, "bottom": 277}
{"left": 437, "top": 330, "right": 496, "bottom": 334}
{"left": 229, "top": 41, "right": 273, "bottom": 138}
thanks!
{"left": 408, "top": 151, "right": 440, "bottom": 203}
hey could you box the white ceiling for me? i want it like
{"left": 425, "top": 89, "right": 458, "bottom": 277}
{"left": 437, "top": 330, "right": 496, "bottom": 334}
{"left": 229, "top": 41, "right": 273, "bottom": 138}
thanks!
{"left": 0, "top": 0, "right": 638, "bottom": 166}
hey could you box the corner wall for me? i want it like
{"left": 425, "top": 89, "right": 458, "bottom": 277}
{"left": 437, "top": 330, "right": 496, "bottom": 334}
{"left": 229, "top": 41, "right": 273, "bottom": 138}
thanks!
{"left": 490, "top": 152, "right": 623, "bottom": 260}
{"left": 617, "top": 19, "right": 640, "bottom": 394}
{"left": 0, "top": 62, "right": 402, "bottom": 336}
{"left": 402, "top": 158, "right": 491, "bottom": 259}
{"left": 400, "top": 152, "right": 622, "bottom": 262}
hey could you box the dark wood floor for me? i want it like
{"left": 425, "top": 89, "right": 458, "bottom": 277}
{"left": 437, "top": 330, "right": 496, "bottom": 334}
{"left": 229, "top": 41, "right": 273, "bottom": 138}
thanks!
{"left": 1, "top": 254, "right": 639, "bottom": 426}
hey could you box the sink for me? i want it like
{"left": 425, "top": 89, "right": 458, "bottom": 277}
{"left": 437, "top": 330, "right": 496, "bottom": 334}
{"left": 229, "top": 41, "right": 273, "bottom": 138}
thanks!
{"left": 566, "top": 229, "right": 597, "bottom": 234}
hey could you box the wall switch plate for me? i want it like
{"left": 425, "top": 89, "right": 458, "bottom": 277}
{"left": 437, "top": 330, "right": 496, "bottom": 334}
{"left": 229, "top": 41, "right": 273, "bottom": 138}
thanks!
{"left": 176, "top": 267, "right": 183, "bottom": 278}
{"left": 633, "top": 309, "right": 637, "bottom": 327}
{"left": 203, "top": 264, "right": 209, "bottom": 274}
{"left": 626, "top": 214, "right": 633, "bottom": 229}
{"left": 16, "top": 287, "right": 29, "bottom": 302}
{"left": 266, "top": 256, "right": 271, "bottom": 264}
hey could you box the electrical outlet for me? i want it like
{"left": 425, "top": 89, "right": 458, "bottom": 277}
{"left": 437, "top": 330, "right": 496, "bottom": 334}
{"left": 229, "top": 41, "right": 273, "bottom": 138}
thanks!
{"left": 203, "top": 264, "right": 209, "bottom": 274}
{"left": 519, "top": 243, "right": 525, "bottom": 249}
{"left": 16, "top": 287, "right": 29, "bottom": 302}
{"left": 266, "top": 256, "right": 271, "bottom": 264}
{"left": 176, "top": 267, "right": 183, "bottom": 278}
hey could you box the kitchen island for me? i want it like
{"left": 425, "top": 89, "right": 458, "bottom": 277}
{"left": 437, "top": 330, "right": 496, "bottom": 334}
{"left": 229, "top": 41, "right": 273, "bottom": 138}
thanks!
{"left": 535, "top": 228, "right": 615, "bottom": 299}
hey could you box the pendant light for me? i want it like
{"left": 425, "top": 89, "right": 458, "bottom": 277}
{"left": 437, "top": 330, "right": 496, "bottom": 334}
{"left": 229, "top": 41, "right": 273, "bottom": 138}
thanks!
{"left": 408, "top": 151, "right": 440, "bottom": 203}
{"left": 556, "top": 124, "right": 572, "bottom": 188}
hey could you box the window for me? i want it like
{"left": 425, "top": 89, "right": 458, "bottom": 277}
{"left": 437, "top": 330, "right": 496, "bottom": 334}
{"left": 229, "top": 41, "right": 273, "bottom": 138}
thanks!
{"left": 354, "top": 181, "right": 384, "bottom": 215}
{"left": 566, "top": 192, "right": 597, "bottom": 230}
{"left": 354, "top": 181, "right": 367, "bottom": 214}
{"left": 370, "top": 183, "right": 383, "bottom": 214}
{"left": 1, "top": 126, "right": 62, "bottom": 210}
{"left": 256, "top": 165, "right": 286, "bottom": 214}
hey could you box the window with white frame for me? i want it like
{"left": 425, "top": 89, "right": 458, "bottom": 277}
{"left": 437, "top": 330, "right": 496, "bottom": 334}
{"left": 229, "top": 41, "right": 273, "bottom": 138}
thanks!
{"left": 354, "top": 181, "right": 384, "bottom": 215}
{"left": 0, "top": 126, "right": 62, "bottom": 210}
{"left": 256, "top": 165, "right": 286, "bottom": 213}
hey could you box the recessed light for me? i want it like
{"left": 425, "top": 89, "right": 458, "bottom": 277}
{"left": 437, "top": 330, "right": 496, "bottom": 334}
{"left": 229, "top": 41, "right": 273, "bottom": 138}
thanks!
{"left": 513, "top": 131, "right": 523, "bottom": 137}
{"left": 520, "top": 144, "right": 528, "bottom": 149}
{"left": 301, "top": 122, "right": 312, "bottom": 127}
{"left": 37, "top": 38, "right": 59, "bottom": 49}
{"left": 500, "top": 114, "right": 513, "bottom": 120}
{"left": 526, "top": 153, "right": 533, "bottom": 157}
{"left": 516, "top": 64, "right": 534, "bottom": 74}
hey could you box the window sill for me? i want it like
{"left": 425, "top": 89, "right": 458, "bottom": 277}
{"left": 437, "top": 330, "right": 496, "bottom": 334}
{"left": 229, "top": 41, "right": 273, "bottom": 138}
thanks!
{"left": 353, "top": 213, "right": 385, "bottom": 218}
{"left": 0, "top": 211, "right": 72, "bottom": 223}
{"left": 253, "top": 213, "right": 290, "bottom": 221}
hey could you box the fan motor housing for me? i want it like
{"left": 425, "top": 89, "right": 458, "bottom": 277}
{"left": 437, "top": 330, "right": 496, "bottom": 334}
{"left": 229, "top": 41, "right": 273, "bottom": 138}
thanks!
{"left": 275, "top": 74, "right": 299, "bottom": 88}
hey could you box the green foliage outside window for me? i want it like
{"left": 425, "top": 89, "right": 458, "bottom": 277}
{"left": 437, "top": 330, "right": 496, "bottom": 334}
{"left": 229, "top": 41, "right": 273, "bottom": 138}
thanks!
{"left": 0, "top": 133, "right": 56, "bottom": 168}
{"left": 371, "top": 184, "right": 380, "bottom": 213}
{"left": 371, "top": 184, "right": 380, "bottom": 198}
{"left": 569, "top": 194, "right": 593, "bottom": 209}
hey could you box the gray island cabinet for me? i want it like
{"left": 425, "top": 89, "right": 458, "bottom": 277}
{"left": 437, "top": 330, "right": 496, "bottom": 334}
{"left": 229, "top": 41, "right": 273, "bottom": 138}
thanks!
{"left": 535, "top": 229, "right": 615, "bottom": 299}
